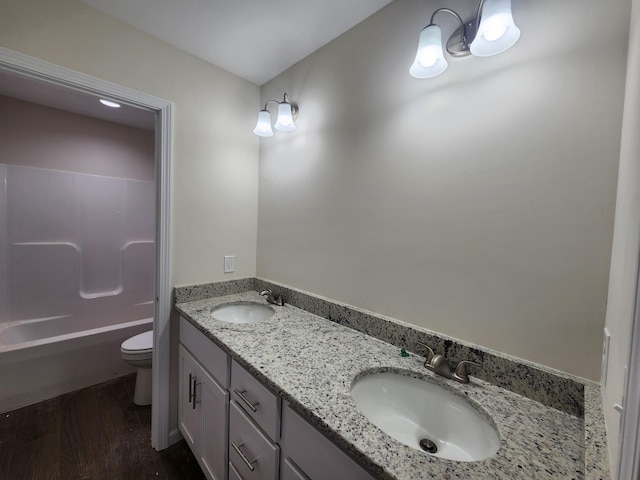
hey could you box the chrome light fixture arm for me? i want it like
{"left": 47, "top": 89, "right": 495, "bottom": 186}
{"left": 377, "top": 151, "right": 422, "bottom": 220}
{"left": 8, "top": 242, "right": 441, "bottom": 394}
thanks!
{"left": 429, "top": 8, "right": 472, "bottom": 57}
{"left": 261, "top": 93, "right": 299, "bottom": 122}
{"left": 261, "top": 99, "right": 280, "bottom": 111}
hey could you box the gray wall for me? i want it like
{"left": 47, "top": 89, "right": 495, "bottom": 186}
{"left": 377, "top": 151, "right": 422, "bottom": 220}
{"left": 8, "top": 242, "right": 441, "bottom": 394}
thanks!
{"left": 257, "top": 0, "right": 630, "bottom": 380}
{"left": 0, "top": 95, "right": 155, "bottom": 180}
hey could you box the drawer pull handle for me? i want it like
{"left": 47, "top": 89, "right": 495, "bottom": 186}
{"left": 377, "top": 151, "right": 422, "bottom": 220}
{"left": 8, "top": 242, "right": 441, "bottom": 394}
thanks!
{"left": 234, "top": 388, "right": 259, "bottom": 412}
{"left": 190, "top": 375, "right": 200, "bottom": 410}
{"left": 192, "top": 376, "right": 197, "bottom": 410}
{"left": 231, "top": 441, "right": 257, "bottom": 471}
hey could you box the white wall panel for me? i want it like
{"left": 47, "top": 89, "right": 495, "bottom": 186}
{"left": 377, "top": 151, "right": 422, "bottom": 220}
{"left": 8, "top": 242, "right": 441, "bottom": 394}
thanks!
{"left": 7, "top": 165, "right": 75, "bottom": 243}
{"left": 3, "top": 164, "right": 155, "bottom": 323}
{"left": 75, "top": 173, "right": 126, "bottom": 297}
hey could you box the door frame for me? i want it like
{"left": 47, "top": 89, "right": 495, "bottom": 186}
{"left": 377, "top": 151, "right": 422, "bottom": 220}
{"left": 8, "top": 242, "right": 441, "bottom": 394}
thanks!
{"left": 618, "top": 252, "right": 640, "bottom": 479}
{"left": 0, "top": 47, "right": 173, "bottom": 450}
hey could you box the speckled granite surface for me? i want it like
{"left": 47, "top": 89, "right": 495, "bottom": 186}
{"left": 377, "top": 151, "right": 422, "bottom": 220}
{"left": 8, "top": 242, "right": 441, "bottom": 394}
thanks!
{"left": 174, "top": 278, "right": 255, "bottom": 303}
{"left": 176, "top": 291, "right": 609, "bottom": 480}
{"left": 584, "top": 384, "right": 610, "bottom": 479}
{"left": 176, "top": 278, "right": 584, "bottom": 416}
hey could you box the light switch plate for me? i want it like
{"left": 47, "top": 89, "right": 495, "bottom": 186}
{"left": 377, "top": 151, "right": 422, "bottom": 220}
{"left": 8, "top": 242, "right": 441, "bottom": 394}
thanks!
{"left": 224, "top": 255, "right": 234, "bottom": 273}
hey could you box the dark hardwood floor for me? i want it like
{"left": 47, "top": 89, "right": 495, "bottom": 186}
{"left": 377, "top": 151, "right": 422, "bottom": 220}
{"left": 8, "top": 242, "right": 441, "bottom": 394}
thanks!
{"left": 0, "top": 374, "right": 206, "bottom": 480}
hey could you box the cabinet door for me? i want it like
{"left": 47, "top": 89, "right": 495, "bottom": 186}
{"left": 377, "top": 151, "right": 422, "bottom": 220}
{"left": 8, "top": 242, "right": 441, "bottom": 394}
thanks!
{"left": 201, "top": 369, "right": 229, "bottom": 480}
{"left": 179, "top": 345, "right": 202, "bottom": 456}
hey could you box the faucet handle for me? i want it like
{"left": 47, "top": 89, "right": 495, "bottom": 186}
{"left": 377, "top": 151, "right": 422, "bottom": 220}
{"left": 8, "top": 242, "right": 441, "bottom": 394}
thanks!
{"left": 416, "top": 342, "right": 436, "bottom": 363}
{"left": 273, "top": 293, "right": 285, "bottom": 306}
{"left": 453, "top": 360, "right": 482, "bottom": 383}
{"left": 260, "top": 289, "right": 284, "bottom": 306}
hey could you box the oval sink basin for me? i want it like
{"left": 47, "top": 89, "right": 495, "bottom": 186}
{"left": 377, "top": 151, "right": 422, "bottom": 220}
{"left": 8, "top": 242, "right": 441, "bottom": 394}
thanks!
{"left": 351, "top": 372, "right": 499, "bottom": 462}
{"left": 210, "top": 303, "right": 274, "bottom": 324}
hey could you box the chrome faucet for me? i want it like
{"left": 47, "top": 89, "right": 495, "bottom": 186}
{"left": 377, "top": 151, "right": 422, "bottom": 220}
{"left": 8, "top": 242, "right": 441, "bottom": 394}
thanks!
{"left": 417, "top": 342, "right": 481, "bottom": 384}
{"left": 260, "top": 289, "right": 284, "bottom": 306}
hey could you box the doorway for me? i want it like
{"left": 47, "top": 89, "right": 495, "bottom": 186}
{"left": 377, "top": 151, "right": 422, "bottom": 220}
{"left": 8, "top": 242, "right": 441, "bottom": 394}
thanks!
{"left": 0, "top": 47, "right": 172, "bottom": 450}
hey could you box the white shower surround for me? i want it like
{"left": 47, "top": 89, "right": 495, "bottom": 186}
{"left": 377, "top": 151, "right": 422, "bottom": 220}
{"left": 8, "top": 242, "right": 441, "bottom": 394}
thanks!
{"left": 0, "top": 163, "right": 155, "bottom": 412}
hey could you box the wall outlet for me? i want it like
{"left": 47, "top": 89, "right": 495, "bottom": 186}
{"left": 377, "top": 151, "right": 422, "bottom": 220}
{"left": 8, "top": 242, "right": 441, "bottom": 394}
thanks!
{"left": 224, "top": 255, "right": 234, "bottom": 273}
{"left": 601, "top": 327, "right": 611, "bottom": 386}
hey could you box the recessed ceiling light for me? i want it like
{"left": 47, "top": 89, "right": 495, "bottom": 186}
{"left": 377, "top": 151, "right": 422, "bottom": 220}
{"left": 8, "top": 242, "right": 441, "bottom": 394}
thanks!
{"left": 99, "top": 99, "right": 121, "bottom": 108}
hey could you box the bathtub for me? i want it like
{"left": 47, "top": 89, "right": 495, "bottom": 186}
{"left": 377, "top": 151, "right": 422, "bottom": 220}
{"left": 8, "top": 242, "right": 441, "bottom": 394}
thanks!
{"left": 0, "top": 311, "right": 153, "bottom": 413}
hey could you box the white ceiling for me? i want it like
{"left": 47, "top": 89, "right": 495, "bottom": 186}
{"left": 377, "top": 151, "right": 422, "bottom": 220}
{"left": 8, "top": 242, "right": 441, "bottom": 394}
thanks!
{"left": 0, "top": 69, "right": 156, "bottom": 130}
{"left": 0, "top": 1, "right": 393, "bottom": 130}
{"left": 81, "top": 0, "right": 394, "bottom": 85}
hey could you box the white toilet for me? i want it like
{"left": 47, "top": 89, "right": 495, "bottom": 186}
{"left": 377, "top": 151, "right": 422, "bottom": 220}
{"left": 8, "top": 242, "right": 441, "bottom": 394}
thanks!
{"left": 121, "top": 330, "right": 153, "bottom": 406}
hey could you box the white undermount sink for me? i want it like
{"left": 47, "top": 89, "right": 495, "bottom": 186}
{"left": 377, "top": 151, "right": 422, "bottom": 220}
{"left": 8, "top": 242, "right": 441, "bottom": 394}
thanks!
{"left": 351, "top": 372, "right": 500, "bottom": 462}
{"left": 210, "top": 302, "right": 274, "bottom": 324}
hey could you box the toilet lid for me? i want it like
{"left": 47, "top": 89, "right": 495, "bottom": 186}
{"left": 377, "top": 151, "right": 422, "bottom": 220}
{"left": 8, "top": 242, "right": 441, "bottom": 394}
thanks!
{"left": 121, "top": 330, "right": 153, "bottom": 353}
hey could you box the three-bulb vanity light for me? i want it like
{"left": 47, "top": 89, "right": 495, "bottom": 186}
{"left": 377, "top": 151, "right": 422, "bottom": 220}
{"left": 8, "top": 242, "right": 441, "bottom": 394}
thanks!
{"left": 410, "top": 0, "right": 520, "bottom": 79}
{"left": 253, "top": 93, "right": 299, "bottom": 137}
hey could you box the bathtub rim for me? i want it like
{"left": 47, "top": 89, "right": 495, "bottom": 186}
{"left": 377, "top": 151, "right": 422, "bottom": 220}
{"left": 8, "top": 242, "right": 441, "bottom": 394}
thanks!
{"left": 0, "top": 317, "right": 153, "bottom": 366}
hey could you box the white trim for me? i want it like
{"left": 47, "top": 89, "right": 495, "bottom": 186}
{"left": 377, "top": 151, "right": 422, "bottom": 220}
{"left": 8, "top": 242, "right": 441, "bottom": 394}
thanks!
{"left": 152, "top": 100, "right": 173, "bottom": 450}
{"left": 0, "top": 47, "right": 173, "bottom": 450}
{"left": 618, "top": 252, "right": 640, "bottom": 479}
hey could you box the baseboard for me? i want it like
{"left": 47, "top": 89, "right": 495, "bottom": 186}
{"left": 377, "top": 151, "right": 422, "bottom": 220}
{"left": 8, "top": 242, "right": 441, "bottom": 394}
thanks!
{"left": 168, "top": 427, "right": 183, "bottom": 447}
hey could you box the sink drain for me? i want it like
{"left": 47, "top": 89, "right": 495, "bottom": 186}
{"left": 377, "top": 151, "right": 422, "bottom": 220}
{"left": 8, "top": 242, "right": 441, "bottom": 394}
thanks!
{"left": 419, "top": 438, "right": 438, "bottom": 454}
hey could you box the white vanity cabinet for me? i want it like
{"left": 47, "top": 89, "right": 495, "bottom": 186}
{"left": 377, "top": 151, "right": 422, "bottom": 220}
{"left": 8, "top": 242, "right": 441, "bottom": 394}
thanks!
{"left": 179, "top": 316, "right": 374, "bottom": 480}
{"left": 179, "top": 318, "right": 230, "bottom": 480}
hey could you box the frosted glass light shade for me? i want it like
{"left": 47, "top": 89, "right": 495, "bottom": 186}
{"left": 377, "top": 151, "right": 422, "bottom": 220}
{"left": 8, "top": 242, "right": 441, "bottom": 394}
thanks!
{"left": 470, "top": 0, "right": 520, "bottom": 57}
{"left": 253, "top": 110, "right": 274, "bottom": 137}
{"left": 274, "top": 102, "right": 296, "bottom": 131}
{"left": 409, "top": 25, "right": 448, "bottom": 79}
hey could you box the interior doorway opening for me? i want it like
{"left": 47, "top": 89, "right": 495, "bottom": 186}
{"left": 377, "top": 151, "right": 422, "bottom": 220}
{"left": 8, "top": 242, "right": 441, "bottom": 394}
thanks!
{"left": 0, "top": 47, "right": 173, "bottom": 450}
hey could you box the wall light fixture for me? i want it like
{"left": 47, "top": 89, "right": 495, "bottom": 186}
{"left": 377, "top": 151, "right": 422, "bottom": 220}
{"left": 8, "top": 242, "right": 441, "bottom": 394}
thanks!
{"left": 253, "top": 93, "right": 299, "bottom": 137}
{"left": 410, "top": 0, "right": 520, "bottom": 79}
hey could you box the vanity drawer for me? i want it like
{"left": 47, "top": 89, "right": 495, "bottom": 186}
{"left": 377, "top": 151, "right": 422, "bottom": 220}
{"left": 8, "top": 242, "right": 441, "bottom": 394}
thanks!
{"left": 229, "top": 400, "right": 279, "bottom": 480}
{"left": 180, "top": 316, "right": 230, "bottom": 387}
{"left": 280, "top": 458, "right": 310, "bottom": 480}
{"left": 280, "top": 403, "right": 374, "bottom": 480}
{"left": 231, "top": 359, "right": 280, "bottom": 441}
{"left": 229, "top": 461, "right": 243, "bottom": 480}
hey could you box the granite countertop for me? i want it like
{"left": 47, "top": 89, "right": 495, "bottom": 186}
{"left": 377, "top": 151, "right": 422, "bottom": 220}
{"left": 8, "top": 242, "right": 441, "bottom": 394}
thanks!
{"left": 176, "top": 291, "right": 587, "bottom": 480}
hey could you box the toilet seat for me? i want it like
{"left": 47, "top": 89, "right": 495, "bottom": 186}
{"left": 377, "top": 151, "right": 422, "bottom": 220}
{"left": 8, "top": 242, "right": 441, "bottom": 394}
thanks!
{"left": 121, "top": 330, "right": 153, "bottom": 356}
